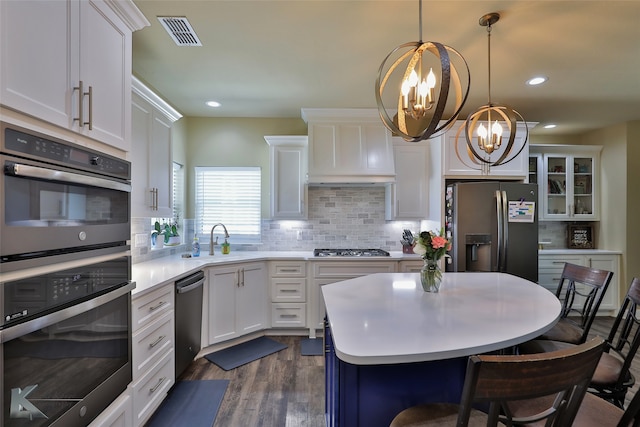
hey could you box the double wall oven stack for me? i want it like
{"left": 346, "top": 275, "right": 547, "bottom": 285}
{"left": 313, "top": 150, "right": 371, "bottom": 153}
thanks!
{"left": 0, "top": 122, "right": 134, "bottom": 427}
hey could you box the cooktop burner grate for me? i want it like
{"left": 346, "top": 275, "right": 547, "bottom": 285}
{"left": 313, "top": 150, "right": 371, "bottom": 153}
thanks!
{"left": 313, "top": 249, "right": 390, "bottom": 257}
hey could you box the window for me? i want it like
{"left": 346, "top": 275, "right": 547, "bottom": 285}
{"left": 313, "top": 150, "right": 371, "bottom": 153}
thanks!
{"left": 195, "top": 167, "right": 261, "bottom": 243}
{"left": 172, "top": 162, "right": 184, "bottom": 223}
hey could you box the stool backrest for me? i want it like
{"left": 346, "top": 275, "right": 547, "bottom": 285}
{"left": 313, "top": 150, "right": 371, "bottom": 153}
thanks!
{"left": 457, "top": 337, "right": 605, "bottom": 427}
{"left": 556, "top": 262, "right": 614, "bottom": 343}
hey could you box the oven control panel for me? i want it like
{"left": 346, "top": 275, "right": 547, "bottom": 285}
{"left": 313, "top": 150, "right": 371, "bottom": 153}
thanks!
{"left": 0, "top": 256, "right": 130, "bottom": 328}
{"left": 1, "top": 122, "right": 130, "bottom": 180}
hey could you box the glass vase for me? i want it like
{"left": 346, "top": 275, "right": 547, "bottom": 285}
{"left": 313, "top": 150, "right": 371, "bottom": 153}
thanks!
{"left": 420, "top": 259, "right": 442, "bottom": 292}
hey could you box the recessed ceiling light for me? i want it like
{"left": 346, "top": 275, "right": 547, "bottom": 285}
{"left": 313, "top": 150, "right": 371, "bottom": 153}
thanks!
{"left": 527, "top": 76, "right": 548, "bottom": 86}
{"left": 543, "top": 124, "right": 557, "bottom": 129}
{"left": 206, "top": 101, "right": 221, "bottom": 108}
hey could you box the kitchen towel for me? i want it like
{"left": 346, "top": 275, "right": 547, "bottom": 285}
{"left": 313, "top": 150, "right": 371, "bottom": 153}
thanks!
{"left": 145, "top": 379, "right": 228, "bottom": 427}
{"left": 301, "top": 338, "right": 323, "bottom": 356}
{"left": 204, "top": 336, "right": 287, "bottom": 371}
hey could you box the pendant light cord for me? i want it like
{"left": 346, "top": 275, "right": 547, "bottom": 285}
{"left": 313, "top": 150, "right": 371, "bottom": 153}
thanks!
{"left": 487, "top": 23, "right": 492, "bottom": 105}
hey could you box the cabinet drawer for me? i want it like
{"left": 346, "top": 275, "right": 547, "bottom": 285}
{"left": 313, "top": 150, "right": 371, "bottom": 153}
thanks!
{"left": 271, "top": 303, "right": 306, "bottom": 328}
{"left": 313, "top": 262, "right": 397, "bottom": 278}
{"left": 88, "top": 390, "right": 132, "bottom": 427}
{"left": 269, "top": 261, "right": 307, "bottom": 277}
{"left": 271, "top": 277, "right": 306, "bottom": 302}
{"left": 132, "top": 350, "right": 174, "bottom": 427}
{"left": 538, "top": 256, "right": 583, "bottom": 270}
{"left": 132, "top": 285, "right": 174, "bottom": 332}
{"left": 132, "top": 310, "right": 174, "bottom": 382}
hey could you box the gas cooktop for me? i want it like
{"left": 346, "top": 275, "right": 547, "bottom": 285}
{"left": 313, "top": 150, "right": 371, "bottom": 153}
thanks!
{"left": 313, "top": 249, "right": 390, "bottom": 257}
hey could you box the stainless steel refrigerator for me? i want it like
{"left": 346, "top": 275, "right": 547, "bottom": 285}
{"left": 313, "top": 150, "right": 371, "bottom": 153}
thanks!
{"left": 445, "top": 181, "right": 538, "bottom": 282}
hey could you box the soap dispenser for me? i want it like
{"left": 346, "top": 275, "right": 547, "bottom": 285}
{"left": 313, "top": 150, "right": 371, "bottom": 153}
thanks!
{"left": 221, "top": 238, "right": 230, "bottom": 255}
{"left": 192, "top": 235, "right": 200, "bottom": 257}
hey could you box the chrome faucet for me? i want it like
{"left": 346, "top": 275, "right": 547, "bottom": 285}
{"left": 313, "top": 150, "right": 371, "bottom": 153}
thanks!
{"left": 209, "top": 223, "right": 230, "bottom": 255}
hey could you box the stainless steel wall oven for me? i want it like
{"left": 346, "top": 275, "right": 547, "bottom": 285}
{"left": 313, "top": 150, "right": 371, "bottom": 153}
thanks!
{"left": 0, "top": 122, "right": 134, "bottom": 426}
{"left": 1, "top": 122, "right": 131, "bottom": 273}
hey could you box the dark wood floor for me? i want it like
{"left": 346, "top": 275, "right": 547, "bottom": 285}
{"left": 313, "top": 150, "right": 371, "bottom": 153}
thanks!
{"left": 177, "top": 318, "right": 638, "bottom": 426}
{"left": 178, "top": 336, "right": 325, "bottom": 427}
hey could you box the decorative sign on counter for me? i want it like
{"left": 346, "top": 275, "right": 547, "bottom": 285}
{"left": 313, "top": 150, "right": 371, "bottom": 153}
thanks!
{"left": 568, "top": 224, "right": 594, "bottom": 249}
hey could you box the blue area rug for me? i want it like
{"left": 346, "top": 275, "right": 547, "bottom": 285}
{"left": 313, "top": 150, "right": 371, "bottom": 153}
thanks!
{"left": 301, "top": 338, "right": 323, "bottom": 356}
{"left": 146, "top": 380, "right": 228, "bottom": 427}
{"left": 204, "top": 336, "right": 287, "bottom": 371}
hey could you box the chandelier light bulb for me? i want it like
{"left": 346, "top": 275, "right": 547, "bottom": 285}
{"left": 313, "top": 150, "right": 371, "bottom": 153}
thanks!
{"left": 477, "top": 123, "right": 488, "bottom": 140}
{"left": 408, "top": 69, "right": 419, "bottom": 87}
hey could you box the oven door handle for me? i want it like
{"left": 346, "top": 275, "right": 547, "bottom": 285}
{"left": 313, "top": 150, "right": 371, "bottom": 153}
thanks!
{"left": 5, "top": 161, "right": 131, "bottom": 192}
{"left": 0, "top": 281, "right": 135, "bottom": 344}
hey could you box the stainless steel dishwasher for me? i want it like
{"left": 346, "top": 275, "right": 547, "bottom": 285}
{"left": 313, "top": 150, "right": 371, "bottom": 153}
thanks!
{"left": 175, "top": 270, "right": 205, "bottom": 377}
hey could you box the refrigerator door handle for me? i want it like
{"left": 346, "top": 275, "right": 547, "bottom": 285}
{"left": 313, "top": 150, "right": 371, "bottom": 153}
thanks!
{"left": 501, "top": 190, "right": 509, "bottom": 271}
{"left": 495, "top": 190, "right": 503, "bottom": 272}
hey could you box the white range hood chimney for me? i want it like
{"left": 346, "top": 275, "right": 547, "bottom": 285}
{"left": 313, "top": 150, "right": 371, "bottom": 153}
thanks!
{"left": 302, "top": 108, "right": 396, "bottom": 186}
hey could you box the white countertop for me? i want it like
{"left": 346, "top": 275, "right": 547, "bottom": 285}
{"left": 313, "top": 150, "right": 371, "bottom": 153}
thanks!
{"left": 131, "top": 250, "right": 419, "bottom": 296}
{"left": 538, "top": 249, "right": 622, "bottom": 255}
{"left": 322, "top": 272, "right": 561, "bottom": 366}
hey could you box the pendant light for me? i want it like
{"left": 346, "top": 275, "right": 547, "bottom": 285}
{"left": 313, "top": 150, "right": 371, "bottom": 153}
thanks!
{"left": 457, "top": 12, "right": 528, "bottom": 167}
{"left": 375, "top": 0, "right": 470, "bottom": 142}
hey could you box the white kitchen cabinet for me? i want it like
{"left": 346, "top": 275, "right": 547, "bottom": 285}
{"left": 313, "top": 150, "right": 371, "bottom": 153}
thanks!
{"left": 301, "top": 108, "right": 395, "bottom": 184}
{"left": 308, "top": 260, "right": 397, "bottom": 336}
{"left": 269, "top": 260, "right": 307, "bottom": 328}
{"left": 385, "top": 140, "right": 429, "bottom": 220}
{"left": 531, "top": 145, "right": 602, "bottom": 221}
{"left": 208, "top": 262, "right": 268, "bottom": 344}
{"left": 131, "top": 283, "right": 175, "bottom": 427}
{"left": 538, "top": 252, "right": 620, "bottom": 315}
{"left": 442, "top": 121, "right": 535, "bottom": 179}
{"left": 398, "top": 260, "right": 425, "bottom": 272}
{"left": 264, "top": 136, "right": 308, "bottom": 219}
{"left": 88, "top": 391, "right": 133, "bottom": 427}
{"left": 0, "top": 0, "right": 147, "bottom": 151}
{"left": 131, "top": 78, "right": 182, "bottom": 217}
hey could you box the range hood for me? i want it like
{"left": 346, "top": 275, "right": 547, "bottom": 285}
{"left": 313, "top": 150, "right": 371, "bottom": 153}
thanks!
{"left": 302, "top": 108, "right": 396, "bottom": 185}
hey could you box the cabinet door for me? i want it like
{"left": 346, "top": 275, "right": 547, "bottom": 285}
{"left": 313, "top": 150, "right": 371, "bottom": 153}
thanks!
{"left": 307, "top": 122, "right": 394, "bottom": 179}
{"left": 130, "top": 93, "right": 172, "bottom": 217}
{"left": 131, "top": 95, "right": 153, "bottom": 216}
{"left": 149, "top": 111, "right": 172, "bottom": 215}
{"left": 442, "top": 123, "right": 530, "bottom": 178}
{"left": 77, "top": 0, "right": 132, "bottom": 150}
{"left": 1, "top": 0, "right": 72, "bottom": 127}
{"left": 388, "top": 143, "right": 428, "bottom": 219}
{"left": 542, "top": 153, "right": 598, "bottom": 221}
{"left": 237, "top": 263, "right": 267, "bottom": 335}
{"left": 208, "top": 266, "right": 239, "bottom": 343}
{"left": 271, "top": 144, "right": 307, "bottom": 219}
{"left": 585, "top": 255, "right": 619, "bottom": 313}
{"left": 544, "top": 155, "right": 570, "bottom": 218}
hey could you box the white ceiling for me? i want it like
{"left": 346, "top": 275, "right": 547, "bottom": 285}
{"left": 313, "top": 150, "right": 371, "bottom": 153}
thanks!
{"left": 131, "top": 0, "right": 640, "bottom": 136}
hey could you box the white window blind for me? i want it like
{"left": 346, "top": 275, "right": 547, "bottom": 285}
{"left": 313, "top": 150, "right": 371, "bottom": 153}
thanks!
{"left": 172, "top": 162, "right": 184, "bottom": 222}
{"left": 195, "top": 167, "right": 261, "bottom": 243}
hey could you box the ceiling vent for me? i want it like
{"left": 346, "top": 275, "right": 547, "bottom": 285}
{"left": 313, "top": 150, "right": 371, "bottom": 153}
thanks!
{"left": 158, "top": 16, "right": 202, "bottom": 46}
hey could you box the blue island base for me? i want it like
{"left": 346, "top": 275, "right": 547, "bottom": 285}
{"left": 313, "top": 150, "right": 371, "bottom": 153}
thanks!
{"left": 325, "top": 324, "right": 468, "bottom": 427}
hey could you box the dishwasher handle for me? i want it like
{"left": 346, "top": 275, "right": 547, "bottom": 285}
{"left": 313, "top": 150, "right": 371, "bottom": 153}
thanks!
{"left": 176, "top": 271, "right": 205, "bottom": 294}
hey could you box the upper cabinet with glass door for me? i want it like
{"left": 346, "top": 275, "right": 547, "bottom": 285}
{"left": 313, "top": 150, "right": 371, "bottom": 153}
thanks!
{"left": 530, "top": 145, "right": 602, "bottom": 221}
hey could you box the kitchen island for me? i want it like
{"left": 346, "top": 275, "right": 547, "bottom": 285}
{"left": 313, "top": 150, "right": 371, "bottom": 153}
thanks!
{"left": 322, "top": 271, "right": 561, "bottom": 427}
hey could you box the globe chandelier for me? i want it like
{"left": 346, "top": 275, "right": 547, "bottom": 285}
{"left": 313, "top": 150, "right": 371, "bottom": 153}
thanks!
{"left": 375, "top": 0, "right": 470, "bottom": 142}
{"left": 457, "top": 12, "right": 528, "bottom": 167}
